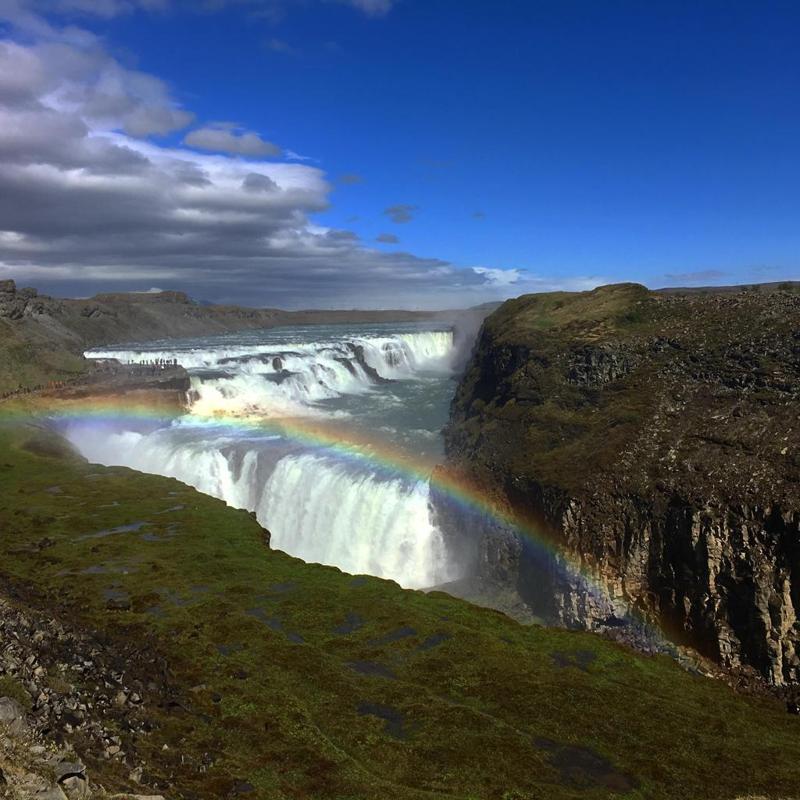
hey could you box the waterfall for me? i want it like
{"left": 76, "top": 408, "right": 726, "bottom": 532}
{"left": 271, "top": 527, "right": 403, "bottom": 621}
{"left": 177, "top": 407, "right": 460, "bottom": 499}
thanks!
{"left": 258, "top": 453, "right": 453, "bottom": 589}
{"left": 86, "top": 330, "right": 455, "bottom": 418}
{"left": 72, "top": 324, "right": 461, "bottom": 589}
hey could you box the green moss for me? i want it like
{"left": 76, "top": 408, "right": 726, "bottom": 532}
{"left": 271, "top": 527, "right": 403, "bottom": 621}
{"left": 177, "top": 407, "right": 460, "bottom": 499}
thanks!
{"left": 0, "top": 420, "right": 798, "bottom": 798}
{"left": 0, "top": 675, "right": 32, "bottom": 710}
{"left": 0, "top": 322, "right": 88, "bottom": 393}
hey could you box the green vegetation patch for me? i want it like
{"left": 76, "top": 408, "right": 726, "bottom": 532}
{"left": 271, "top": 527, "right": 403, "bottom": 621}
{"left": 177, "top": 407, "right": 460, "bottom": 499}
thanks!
{"left": 0, "top": 321, "right": 88, "bottom": 394}
{"left": 0, "top": 421, "right": 798, "bottom": 799}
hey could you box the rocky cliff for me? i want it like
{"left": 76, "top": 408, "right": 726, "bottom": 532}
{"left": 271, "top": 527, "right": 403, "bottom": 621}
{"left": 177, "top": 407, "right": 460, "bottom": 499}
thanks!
{"left": 441, "top": 282, "right": 800, "bottom": 687}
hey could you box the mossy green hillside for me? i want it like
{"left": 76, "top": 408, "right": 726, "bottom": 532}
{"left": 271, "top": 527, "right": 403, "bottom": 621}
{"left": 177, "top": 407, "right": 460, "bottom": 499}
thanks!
{"left": 447, "top": 283, "right": 800, "bottom": 494}
{"left": 0, "top": 421, "right": 798, "bottom": 799}
{"left": 0, "top": 321, "right": 88, "bottom": 394}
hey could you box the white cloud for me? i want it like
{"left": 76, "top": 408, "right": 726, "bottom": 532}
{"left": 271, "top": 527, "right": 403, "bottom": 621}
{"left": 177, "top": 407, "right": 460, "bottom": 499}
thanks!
{"left": 472, "top": 266, "right": 522, "bottom": 287}
{"left": 340, "top": 0, "right": 395, "bottom": 16}
{"left": 0, "top": 2, "right": 546, "bottom": 309}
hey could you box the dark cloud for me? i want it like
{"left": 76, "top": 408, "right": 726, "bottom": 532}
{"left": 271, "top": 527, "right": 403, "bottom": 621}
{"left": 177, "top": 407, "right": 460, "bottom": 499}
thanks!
{"left": 376, "top": 233, "right": 398, "bottom": 244}
{"left": 242, "top": 172, "right": 279, "bottom": 192}
{"left": 184, "top": 124, "right": 282, "bottom": 157}
{"left": 384, "top": 203, "right": 417, "bottom": 224}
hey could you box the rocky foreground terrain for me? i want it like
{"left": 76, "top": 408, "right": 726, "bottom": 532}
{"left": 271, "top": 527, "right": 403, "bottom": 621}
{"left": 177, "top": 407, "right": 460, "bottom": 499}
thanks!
{"left": 0, "top": 420, "right": 798, "bottom": 798}
{"left": 441, "top": 282, "right": 800, "bottom": 690}
{"left": 0, "top": 593, "right": 167, "bottom": 800}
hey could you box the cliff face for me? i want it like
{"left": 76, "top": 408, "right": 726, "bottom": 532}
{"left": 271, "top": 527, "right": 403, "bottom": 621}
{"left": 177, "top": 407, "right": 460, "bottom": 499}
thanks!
{"left": 442, "top": 283, "right": 800, "bottom": 686}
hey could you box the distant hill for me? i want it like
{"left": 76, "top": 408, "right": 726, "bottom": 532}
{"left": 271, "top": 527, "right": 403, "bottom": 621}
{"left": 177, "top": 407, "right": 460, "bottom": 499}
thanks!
{"left": 0, "top": 280, "right": 483, "bottom": 393}
{"left": 656, "top": 279, "right": 800, "bottom": 294}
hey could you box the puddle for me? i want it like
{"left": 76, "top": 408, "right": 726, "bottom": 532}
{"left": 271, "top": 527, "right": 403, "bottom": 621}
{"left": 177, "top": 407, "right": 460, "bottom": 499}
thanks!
{"left": 357, "top": 702, "right": 409, "bottom": 739}
{"left": 551, "top": 650, "right": 597, "bottom": 671}
{"left": 103, "top": 586, "right": 131, "bottom": 610}
{"left": 418, "top": 632, "right": 451, "bottom": 651}
{"left": 534, "top": 738, "right": 637, "bottom": 791}
{"left": 348, "top": 661, "right": 397, "bottom": 680}
{"left": 155, "top": 505, "right": 185, "bottom": 514}
{"left": 81, "top": 564, "right": 138, "bottom": 575}
{"left": 79, "top": 521, "right": 148, "bottom": 541}
{"left": 141, "top": 523, "right": 181, "bottom": 543}
{"left": 216, "top": 643, "right": 245, "bottom": 657}
{"left": 333, "top": 613, "right": 365, "bottom": 635}
{"left": 58, "top": 561, "right": 138, "bottom": 577}
{"left": 246, "top": 608, "right": 304, "bottom": 643}
{"left": 368, "top": 626, "right": 416, "bottom": 646}
{"left": 267, "top": 581, "right": 297, "bottom": 594}
{"left": 159, "top": 588, "right": 193, "bottom": 607}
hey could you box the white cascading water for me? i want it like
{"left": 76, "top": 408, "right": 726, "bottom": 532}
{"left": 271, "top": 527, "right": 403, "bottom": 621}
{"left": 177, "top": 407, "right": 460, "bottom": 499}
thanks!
{"left": 74, "top": 327, "right": 459, "bottom": 589}
{"left": 89, "top": 330, "right": 454, "bottom": 418}
{"left": 257, "top": 454, "right": 449, "bottom": 587}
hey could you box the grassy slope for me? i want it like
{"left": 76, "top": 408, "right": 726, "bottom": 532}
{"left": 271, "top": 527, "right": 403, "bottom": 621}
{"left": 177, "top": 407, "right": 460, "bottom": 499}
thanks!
{"left": 448, "top": 283, "right": 800, "bottom": 495}
{"left": 0, "top": 321, "right": 88, "bottom": 394}
{"left": 447, "top": 284, "right": 666, "bottom": 492}
{"left": 0, "top": 421, "right": 798, "bottom": 799}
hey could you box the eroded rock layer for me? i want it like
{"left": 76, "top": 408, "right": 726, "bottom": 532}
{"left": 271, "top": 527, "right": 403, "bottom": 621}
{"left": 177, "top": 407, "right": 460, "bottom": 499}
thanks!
{"left": 442, "top": 283, "right": 800, "bottom": 686}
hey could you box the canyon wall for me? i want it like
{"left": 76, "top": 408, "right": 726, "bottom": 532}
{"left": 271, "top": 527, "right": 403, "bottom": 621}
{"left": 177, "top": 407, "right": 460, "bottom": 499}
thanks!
{"left": 441, "top": 283, "right": 800, "bottom": 685}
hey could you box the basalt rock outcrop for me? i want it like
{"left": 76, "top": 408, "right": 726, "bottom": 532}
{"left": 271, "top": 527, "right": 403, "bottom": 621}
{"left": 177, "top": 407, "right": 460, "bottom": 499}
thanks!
{"left": 442, "top": 282, "right": 800, "bottom": 687}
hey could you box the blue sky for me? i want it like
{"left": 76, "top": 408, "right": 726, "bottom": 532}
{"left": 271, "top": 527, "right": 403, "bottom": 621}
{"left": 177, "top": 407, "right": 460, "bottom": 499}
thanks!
{"left": 0, "top": 1, "right": 797, "bottom": 307}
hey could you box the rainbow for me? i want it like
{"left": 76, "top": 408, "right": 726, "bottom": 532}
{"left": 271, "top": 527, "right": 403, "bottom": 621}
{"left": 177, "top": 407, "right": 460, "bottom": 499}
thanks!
{"left": 1, "top": 395, "right": 669, "bottom": 648}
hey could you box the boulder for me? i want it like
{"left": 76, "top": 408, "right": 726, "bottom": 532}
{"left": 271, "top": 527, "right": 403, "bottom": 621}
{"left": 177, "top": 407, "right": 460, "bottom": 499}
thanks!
{"left": 0, "top": 696, "right": 29, "bottom": 735}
